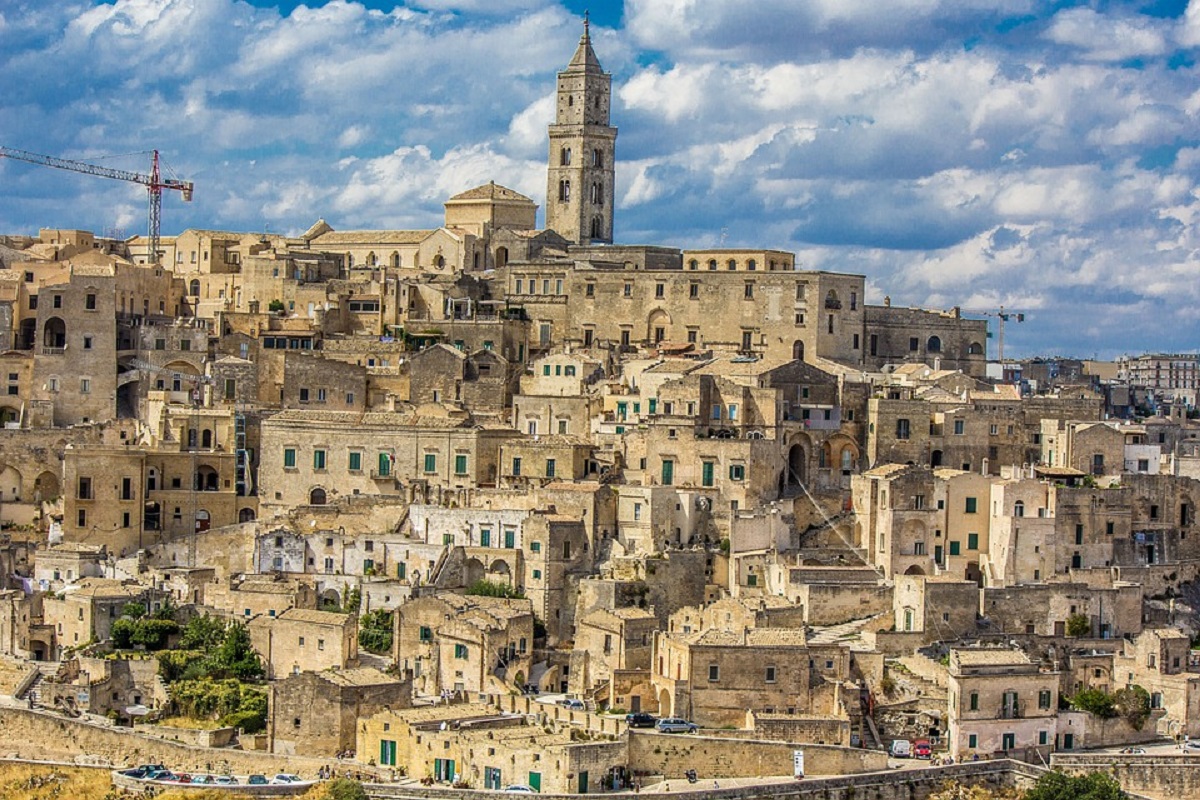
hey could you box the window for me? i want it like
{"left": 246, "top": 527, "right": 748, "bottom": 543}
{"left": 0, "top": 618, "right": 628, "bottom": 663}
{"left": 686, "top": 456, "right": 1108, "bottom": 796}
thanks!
{"left": 283, "top": 448, "right": 297, "bottom": 468}
{"left": 765, "top": 666, "right": 776, "bottom": 683}
{"left": 968, "top": 734, "right": 977, "bottom": 749}
{"left": 1039, "top": 731, "right": 1048, "bottom": 746}
{"left": 969, "top": 692, "right": 978, "bottom": 711}
{"left": 423, "top": 453, "right": 437, "bottom": 473}
{"left": 661, "top": 460, "right": 674, "bottom": 485}
{"left": 77, "top": 476, "right": 92, "bottom": 500}
{"left": 689, "top": 283, "right": 699, "bottom": 299}
{"left": 455, "top": 454, "right": 468, "bottom": 475}
{"left": 623, "top": 283, "right": 632, "bottom": 297}
{"left": 655, "top": 283, "right": 664, "bottom": 298}
{"left": 708, "top": 664, "right": 720, "bottom": 681}
{"left": 512, "top": 457, "right": 522, "bottom": 476}
{"left": 419, "top": 626, "right": 432, "bottom": 642}
{"left": 967, "top": 533, "right": 978, "bottom": 550}
{"left": 530, "top": 541, "right": 541, "bottom": 553}
{"left": 545, "top": 458, "right": 556, "bottom": 478}
{"left": 702, "top": 461, "right": 715, "bottom": 487}
{"left": 313, "top": 449, "right": 326, "bottom": 470}
{"left": 909, "top": 337, "right": 919, "bottom": 351}
{"left": 896, "top": 419, "right": 911, "bottom": 440}
{"left": 299, "top": 388, "right": 309, "bottom": 403}
{"left": 949, "top": 541, "right": 961, "bottom": 556}
{"left": 83, "top": 336, "right": 93, "bottom": 350}
{"left": 954, "top": 419, "right": 965, "bottom": 435}
{"left": 85, "top": 293, "right": 97, "bottom": 310}
{"left": 744, "top": 283, "right": 754, "bottom": 299}
{"left": 349, "top": 451, "right": 362, "bottom": 472}
{"left": 77, "top": 508, "right": 86, "bottom": 527}
{"left": 1038, "top": 690, "right": 1051, "bottom": 709}
{"left": 454, "top": 644, "right": 468, "bottom": 659}
{"left": 729, "top": 464, "right": 745, "bottom": 481}
{"left": 80, "top": 378, "right": 91, "bottom": 393}
{"left": 480, "top": 529, "right": 491, "bottom": 547}
{"left": 965, "top": 497, "right": 978, "bottom": 514}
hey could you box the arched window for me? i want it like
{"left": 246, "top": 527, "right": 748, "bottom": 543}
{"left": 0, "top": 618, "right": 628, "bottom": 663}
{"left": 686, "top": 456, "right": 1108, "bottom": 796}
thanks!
{"left": 727, "top": 259, "right": 736, "bottom": 271}
{"left": 590, "top": 217, "right": 603, "bottom": 239}
{"left": 841, "top": 449, "right": 854, "bottom": 472}
{"left": 968, "top": 342, "right": 984, "bottom": 355}
{"left": 567, "top": 95, "right": 574, "bottom": 107}
{"left": 309, "top": 487, "right": 327, "bottom": 506}
{"left": 201, "top": 429, "right": 212, "bottom": 449}
{"left": 367, "top": 251, "right": 377, "bottom": 267}
{"left": 1014, "top": 501, "right": 1025, "bottom": 517}
{"left": 688, "top": 259, "right": 698, "bottom": 270}
{"left": 592, "top": 149, "right": 603, "bottom": 167}
{"left": 559, "top": 180, "right": 570, "bottom": 202}
{"left": 189, "top": 279, "right": 200, "bottom": 297}
{"left": 928, "top": 336, "right": 942, "bottom": 353}
{"left": 561, "top": 147, "right": 572, "bottom": 166}
{"left": 591, "top": 182, "right": 603, "bottom": 205}
{"left": 708, "top": 259, "right": 717, "bottom": 271}
{"left": 390, "top": 252, "right": 400, "bottom": 268}
{"left": 346, "top": 253, "right": 354, "bottom": 268}
{"left": 824, "top": 290, "right": 841, "bottom": 309}
{"left": 747, "top": 259, "right": 757, "bottom": 271}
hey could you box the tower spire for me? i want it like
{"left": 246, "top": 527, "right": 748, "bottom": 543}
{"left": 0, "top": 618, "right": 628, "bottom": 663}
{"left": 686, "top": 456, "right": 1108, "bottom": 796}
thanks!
{"left": 583, "top": 10, "right": 589, "bottom": 39}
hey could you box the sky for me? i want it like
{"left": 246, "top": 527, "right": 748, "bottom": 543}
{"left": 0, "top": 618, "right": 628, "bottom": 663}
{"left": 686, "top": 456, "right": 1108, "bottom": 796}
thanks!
{"left": 1, "top": 1, "right": 1198, "bottom": 360}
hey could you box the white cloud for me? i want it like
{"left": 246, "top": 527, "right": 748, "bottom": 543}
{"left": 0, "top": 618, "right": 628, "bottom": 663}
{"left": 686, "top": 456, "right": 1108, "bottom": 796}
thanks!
{"left": 1044, "top": 7, "right": 1170, "bottom": 62}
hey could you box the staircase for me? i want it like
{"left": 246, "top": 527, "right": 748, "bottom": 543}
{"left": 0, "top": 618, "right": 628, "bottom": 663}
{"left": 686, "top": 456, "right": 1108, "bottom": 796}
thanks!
{"left": 17, "top": 662, "right": 60, "bottom": 707}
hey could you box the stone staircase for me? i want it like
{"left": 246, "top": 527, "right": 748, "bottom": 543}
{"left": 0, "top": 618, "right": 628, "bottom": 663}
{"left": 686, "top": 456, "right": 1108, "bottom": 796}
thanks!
{"left": 17, "top": 662, "right": 61, "bottom": 707}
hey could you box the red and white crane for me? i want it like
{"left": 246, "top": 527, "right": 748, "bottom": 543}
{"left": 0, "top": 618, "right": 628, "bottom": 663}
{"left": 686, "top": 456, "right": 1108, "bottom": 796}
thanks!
{"left": 0, "top": 146, "right": 193, "bottom": 265}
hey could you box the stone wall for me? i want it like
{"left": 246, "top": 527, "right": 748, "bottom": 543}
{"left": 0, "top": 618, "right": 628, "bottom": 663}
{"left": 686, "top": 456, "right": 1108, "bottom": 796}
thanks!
{"left": 626, "top": 731, "right": 885, "bottom": 778}
{"left": 1052, "top": 753, "right": 1200, "bottom": 800}
{"left": 368, "top": 759, "right": 1047, "bottom": 800}
{"left": 0, "top": 706, "right": 384, "bottom": 779}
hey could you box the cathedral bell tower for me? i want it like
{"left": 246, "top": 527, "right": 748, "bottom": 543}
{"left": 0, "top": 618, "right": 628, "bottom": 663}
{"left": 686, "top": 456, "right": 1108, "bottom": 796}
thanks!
{"left": 546, "top": 17, "right": 616, "bottom": 245}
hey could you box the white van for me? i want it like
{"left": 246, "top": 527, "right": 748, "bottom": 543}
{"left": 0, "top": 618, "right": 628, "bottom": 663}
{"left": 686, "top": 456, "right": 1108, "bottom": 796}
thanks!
{"left": 890, "top": 740, "right": 912, "bottom": 758}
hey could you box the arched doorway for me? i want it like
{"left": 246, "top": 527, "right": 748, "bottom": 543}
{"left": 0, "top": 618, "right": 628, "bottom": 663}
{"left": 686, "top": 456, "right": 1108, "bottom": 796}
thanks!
{"left": 309, "top": 487, "right": 327, "bottom": 506}
{"left": 792, "top": 340, "right": 804, "bottom": 361}
{"left": 0, "top": 465, "right": 22, "bottom": 502}
{"left": 194, "top": 509, "right": 210, "bottom": 533}
{"left": 786, "top": 443, "right": 807, "bottom": 487}
{"left": 463, "top": 558, "right": 486, "bottom": 586}
{"left": 646, "top": 309, "right": 672, "bottom": 344}
{"left": 238, "top": 508, "right": 256, "bottom": 523}
{"left": 194, "top": 465, "right": 219, "bottom": 491}
{"left": 657, "top": 688, "right": 672, "bottom": 717}
{"left": 34, "top": 471, "right": 60, "bottom": 502}
{"left": 42, "top": 317, "right": 66, "bottom": 350}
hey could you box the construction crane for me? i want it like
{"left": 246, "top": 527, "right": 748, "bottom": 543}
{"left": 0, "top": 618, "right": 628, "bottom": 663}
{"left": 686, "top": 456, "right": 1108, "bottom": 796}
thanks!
{"left": 962, "top": 305, "right": 1026, "bottom": 362}
{"left": 0, "top": 146, "right": 193, "bottom": 265}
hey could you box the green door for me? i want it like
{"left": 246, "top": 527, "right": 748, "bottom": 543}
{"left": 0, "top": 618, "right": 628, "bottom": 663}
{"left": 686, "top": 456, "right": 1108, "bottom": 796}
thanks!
{"left": 528, "top": 773, "right": 541, "bottom": 792}
{"left": 661, "top": 460, "right": 674, "bottom": 485}
{"left": 377, "top": 452, "right": 390, "bottom": 476}
{"left": 702, "top": 461, "right": 714, "bottom": 487}
{"left": 578, "top": 771, "right": 589, "bottom": 794}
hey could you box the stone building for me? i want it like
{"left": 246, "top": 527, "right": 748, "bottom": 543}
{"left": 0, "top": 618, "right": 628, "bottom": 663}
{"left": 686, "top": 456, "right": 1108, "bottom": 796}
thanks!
{"left": 651, "top": 627, "right": 848, "bottom": 728}
{"left": 268, "top": 666, "right": 411, "bottom": 756}
{"left": 571, "top": 606, "right": 657, "bottom": 692}
{"left": 41, "top": 578, "right": 146, "bottom": 655}
{"left": 946, "top": 648, "right": 1058, "bottom": 759}
{"left": 248, "top": 607, "right": 358, "bottom": 679}
{"left": 1114, "top": 628, "right": 1200, "bottom": 738}
{"left": 394, "top": 593, "right": 534, "bottom": 696}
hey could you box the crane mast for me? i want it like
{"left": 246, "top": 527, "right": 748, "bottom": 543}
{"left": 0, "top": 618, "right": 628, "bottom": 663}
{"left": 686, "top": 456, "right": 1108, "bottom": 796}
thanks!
{"left": 0, "top": 146, "right": 194, "bottom": 264}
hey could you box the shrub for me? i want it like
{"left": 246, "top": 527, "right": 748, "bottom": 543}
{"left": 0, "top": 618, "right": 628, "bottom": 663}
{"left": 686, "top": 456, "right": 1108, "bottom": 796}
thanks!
{"left": 1069, "top": 688, "right": 1116, "bottom": 718}
{"left": 111, "top": 618, "right": 136, "bottom": 649}
{"left": 322, "top": 778, "right": 368, "bottom": 800}
{"left": 359, "top": 609, "right": 394, "bottom": 655}
{"left": 465, "top": 579, "right": 524, "bottom": 599}
{"left": 1114, "top": 685, "right": 1151, "bottom": 730}
{"left": 1023, "top": 769, "right": 1124, "bottom": 800}
{"left": 1066, "top": 613, "right": 1091, "bottom": 637}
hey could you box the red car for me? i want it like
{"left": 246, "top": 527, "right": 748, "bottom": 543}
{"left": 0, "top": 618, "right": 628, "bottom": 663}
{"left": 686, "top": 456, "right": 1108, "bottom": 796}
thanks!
{"left": 913, "top": 740, "right": 932, "bottom": 759}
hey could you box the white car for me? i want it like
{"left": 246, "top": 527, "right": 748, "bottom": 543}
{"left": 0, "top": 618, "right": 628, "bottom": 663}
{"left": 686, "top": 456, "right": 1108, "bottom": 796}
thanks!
{"left": 1185, "top": 739, "right": 1200, "bottom": 752}
{"left": 272, "top": 774, "right": 303, "bottom": 784}
{"left": 504, "top": 785, "right": 537, "bottom": 793}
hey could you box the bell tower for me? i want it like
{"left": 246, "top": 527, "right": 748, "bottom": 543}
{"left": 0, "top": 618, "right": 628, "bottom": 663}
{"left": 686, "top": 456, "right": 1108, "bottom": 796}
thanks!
{"left": 546, "top": 16, "right": 616, "bottom": 245}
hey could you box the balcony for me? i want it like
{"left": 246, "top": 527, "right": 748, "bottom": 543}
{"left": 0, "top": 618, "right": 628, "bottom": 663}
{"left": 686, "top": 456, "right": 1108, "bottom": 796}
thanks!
{"left": 41, "top": 346, "right": 65, "bottom": 356}
{"left": 998, "top": 702, "right": 1023, "bottom": 719}
{"left": 370, "top": 470, "right": 394, "bottom": 481}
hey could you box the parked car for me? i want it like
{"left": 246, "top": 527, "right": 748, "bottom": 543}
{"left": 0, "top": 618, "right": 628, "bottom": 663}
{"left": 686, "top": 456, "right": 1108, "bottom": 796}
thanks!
{"left": 248, "top": 774, "right": 269, "bottom": 785}
{"left": 145, "top": 770, "right": 176, "bottom": 782}
{"left": 118, "top": 765, "right": 165, "bottom": 780}
{"left": 656, "top": 717, "right": 698, "bottom": 734}
{"left": 560, "top": 698, "right": 586, "bottom": 711}
{"left": 1120, "top": 747, "right": 1146, "bottom": 755}
{"left": 625, "top": 712, "right": 657, "bottom": 728}
{"left": 1185, "top": 739, "right": 1200, "bottom": 752}
{"left": 214, "top": 775, "right": 239, "bottom": 785}
{"left": 913, "top": 740, "right": 932, "bottom": 759}
{"left": 272, "top": 774, "right": 303, "bottom": 784}
{"left": 504, "top": 785, "right": 537, "bottom": 793}
{"left": 890, "top": 740, "right": 912, "bottom": 758}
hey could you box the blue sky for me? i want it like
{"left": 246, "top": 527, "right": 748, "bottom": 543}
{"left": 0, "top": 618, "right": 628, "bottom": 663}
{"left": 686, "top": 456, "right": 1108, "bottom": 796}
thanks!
{"left": 1, "top": 1, "right": 1198, "bottom": 360}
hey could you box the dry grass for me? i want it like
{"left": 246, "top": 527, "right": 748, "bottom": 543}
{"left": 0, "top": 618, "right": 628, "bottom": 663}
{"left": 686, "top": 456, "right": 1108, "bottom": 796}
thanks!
{"left": 151, "top": 716, "right": 225, "bottom": 731}
{"left": 0, "top": 761, "right": 118, "bottom": 800}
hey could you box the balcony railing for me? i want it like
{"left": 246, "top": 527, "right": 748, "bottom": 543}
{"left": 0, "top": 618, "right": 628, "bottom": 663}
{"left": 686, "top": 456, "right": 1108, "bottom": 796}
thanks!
{"left": 999, "top": 702, "right": 1023, "bottom": 719}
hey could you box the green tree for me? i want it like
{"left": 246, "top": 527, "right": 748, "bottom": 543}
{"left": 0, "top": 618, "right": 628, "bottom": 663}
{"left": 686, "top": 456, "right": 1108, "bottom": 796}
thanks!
{"left": 210, "top": 621, "right": 263, "bottom": 680}
{"left": 359, "top": 609, "right": 394, "bottom": 655}
{"left": 178, "top": 614, "right": 228, "bottom": 651}
{"left": 268, "top": 299, "right": 285, "bottom": 313}
{"left": 1069, "top": 688, "right": 1117, "bottom": 718}
{"left": 131, "top": 618, "right": 179, "bottom": 650}
{"left": 1023, "top": 770, "right": 1124, "bottom": 800}
{"left": 342, "top": 587, "right": 362, "bottom": 614}
{"left": 1066, "top": 613, "right": 1091, "bottom": 637}
{"left": 111, "top": 618, "right": 137, "bottom": 649}
{"left": 1114, "top": 685, "right": 1151, "bottom": 730}
{"left": 121, "top": 602, "right": 147, "bottom": 619}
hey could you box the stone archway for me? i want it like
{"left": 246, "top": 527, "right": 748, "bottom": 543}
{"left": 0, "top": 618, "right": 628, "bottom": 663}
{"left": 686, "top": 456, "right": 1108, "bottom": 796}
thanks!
{"left": 657, "top": 688, "right": 673, "bottom": 717}
{"left": 309, "top": 487, "right": 327, "bottom": 506}
{"left": 646, "top": 309, "right": 672, "bottom": 344}
{"left": 904, "top": 565, "right": 926, "bottom": 576}
{"left": 34, "top": 471, "right": 60, "bottom": 502}
{"left": 0, "top": 465, "right": 22, "bottom": 502}
{"left": 792, "top": 340, "right": 804, "bottom": 361}
{"left": 238, "top": 508, "right": 256, "bottom": 523}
